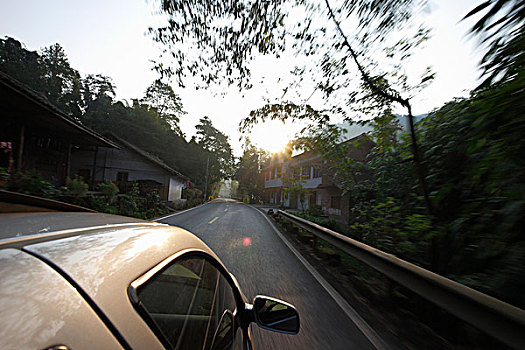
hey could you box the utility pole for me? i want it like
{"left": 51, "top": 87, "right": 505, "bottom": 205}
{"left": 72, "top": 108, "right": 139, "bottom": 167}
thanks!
{"left": 203, "top": 155, "right": 209, "bottom": 202}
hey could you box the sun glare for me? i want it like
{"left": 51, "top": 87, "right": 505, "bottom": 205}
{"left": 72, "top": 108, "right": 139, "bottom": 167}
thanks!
{"left": 260, "top": 138, "right": 288, "bottom": 154}
{"left": 250, "top": 119, "right": 304, "bottom": 154}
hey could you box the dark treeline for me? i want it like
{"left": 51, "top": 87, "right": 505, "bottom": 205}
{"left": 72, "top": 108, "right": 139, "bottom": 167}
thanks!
{"left": 0, "top": 37, "right": 233, "bottom": 197}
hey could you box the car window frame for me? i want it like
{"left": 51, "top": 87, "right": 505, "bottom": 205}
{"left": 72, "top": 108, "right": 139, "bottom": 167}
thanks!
{"left": 128, "top": 248, "right": 246, "bottom": 350}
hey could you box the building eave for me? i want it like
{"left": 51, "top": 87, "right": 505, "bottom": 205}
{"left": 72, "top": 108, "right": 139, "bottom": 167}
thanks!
{"left": 0, "top": 71, "right": 118, "bottom": 149}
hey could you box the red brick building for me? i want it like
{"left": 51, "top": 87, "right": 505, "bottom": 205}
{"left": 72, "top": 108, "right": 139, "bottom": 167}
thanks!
{"left": 261, "top": 133, "right": 374, "bottom": 223}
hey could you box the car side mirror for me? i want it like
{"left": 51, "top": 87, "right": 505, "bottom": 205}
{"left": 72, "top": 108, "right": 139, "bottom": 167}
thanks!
{"left": 251, "top": 295, "right": 300, "bottom": 334}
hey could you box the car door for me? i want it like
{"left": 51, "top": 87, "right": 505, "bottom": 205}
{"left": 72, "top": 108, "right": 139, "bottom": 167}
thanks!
{"left": 128, "top": 251, "right": 246, "bottom": 350}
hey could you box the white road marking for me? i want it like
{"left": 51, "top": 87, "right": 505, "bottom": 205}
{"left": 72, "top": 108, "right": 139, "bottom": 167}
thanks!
{"left": 250, "top": 205, "right": 387, "bottom": 350}
{"left": 224, "top": 208, "right": 228, "bottom": 212}
{"left": 153, "top": 203, "right": 207, "bottom": 221}
{"left": 208, "top": 216, "right": 219, "bottom": 224}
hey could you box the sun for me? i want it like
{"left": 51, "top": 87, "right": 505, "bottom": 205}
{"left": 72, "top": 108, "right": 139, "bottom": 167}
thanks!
{"left": 259, "top": 136, "right": 289, "bottom": 154}
{"left": 249, "top": 119, "right": 299, "bottom": 154}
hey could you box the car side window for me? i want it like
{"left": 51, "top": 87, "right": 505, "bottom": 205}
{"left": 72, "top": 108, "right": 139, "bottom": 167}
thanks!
{"left": 134, "top": 256, "right": 239, "bottom": 350}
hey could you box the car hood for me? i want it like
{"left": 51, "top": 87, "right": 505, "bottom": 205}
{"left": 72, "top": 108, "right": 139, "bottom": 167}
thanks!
{"left": 23, "top": 222, "right": 220, "bottom": 350}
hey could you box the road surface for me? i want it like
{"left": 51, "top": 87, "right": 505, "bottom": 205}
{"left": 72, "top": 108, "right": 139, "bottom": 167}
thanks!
{"left": 160, "top": 199, "right": 376, "bottom": 350}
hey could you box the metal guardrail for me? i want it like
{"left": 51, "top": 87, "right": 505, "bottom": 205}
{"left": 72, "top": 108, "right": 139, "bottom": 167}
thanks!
{"left": 276, "top": 210, "right": 525, "bottom": 349}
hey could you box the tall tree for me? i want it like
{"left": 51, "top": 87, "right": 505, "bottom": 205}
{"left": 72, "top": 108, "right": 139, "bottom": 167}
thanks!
{"left": 141, "top": 79, "right": 186, "bottom": 135}
{"left": 0, "top": 37, "right": 45, "bottom": 91}
{"left": 82, "top": 74, "right": 116, "bottom": 108}
{"left": 0, "top": 38, "right": 84, "bottom": 118}
{"left": 40, "top": 43, "right": 83, "bottom": 117}
{"left": 195, "top": 116, "right": 234, "bottom": 195}
{"left": 234, "top": 138, "right": 269, "bottom": 203}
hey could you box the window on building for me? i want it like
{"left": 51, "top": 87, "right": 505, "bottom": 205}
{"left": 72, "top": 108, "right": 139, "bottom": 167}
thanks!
{"left": 313, "top": 167, "right": 322, "bottom": 178}
{"left": 116, "top": 171, "right": 129, "bottom": 182}
{"left": 309, "top": 191, "right": 317, "bottom": 206}
{"left": 277, "top": 165, "right": 282, "bottom": 178}
{"left": 331, "top": 196, "right": 341, "bottom": 210}
{"left": 270, "top": 168, "right": 275, "bottom": 180}
{"left": 301, "top": 166, "right": 309, "bottom": 178}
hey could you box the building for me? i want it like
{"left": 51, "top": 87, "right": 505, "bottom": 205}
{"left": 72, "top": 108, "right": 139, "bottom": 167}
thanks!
{"left": 1, "top": 72, "right": 189, "bottom": 203}
{"left": 71, "top": 134, "right": 189, "bottom": 202}
{"left": 0, "top": 72, "right": 117, "bottom": 185}
{"left": 262, "top": 133, "right": 374, "bottom": 222}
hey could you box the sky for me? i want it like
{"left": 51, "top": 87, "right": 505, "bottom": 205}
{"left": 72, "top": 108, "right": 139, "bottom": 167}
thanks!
{"left": 0, "top": 0, "right": 482, "bottom": 156}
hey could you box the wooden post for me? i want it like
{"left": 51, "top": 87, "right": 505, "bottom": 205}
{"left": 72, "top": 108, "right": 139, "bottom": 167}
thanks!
{"left": 102, "top": 148, "right": 108, "bottom": 181}
{"left": 91, "top": 146, "right": 98, "bottom": 190}
{"left": 17, "top": 125, "right": 25, "bottom": 171}
{"left": 66, "top": 143, "right": 72, "bottom": 180}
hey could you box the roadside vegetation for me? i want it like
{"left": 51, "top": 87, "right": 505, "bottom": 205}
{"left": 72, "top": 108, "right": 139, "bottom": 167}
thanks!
{"left": 289, "top": 205, "right": 342, "bottom": 232}
{"left": 231, "top": 139, "right": 269, "bottom": 203}
{"left": 291, "top": 77, "right": 525, "bottom": 310}
{"left": 0, "top": 172, "right": 169, "bottom": 219}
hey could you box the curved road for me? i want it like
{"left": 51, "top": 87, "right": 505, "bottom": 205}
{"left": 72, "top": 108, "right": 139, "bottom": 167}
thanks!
{"left": 160, "top": 199, "right": 376, "bottom": 350}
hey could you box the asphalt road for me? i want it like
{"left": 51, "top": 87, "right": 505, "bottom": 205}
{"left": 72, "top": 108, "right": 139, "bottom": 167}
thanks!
{"left": 160, "top": 199, "right": 376, "bottom": 350}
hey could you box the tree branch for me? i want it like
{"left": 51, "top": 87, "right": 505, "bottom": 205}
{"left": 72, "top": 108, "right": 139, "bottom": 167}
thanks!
{"left": 323, "top": 0, "right": 434, "bottom": 217}
{"left": 323, "top": 0, "right": 409, "bottom": 109}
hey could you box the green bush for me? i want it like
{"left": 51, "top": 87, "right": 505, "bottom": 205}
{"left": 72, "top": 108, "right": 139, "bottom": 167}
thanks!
{"left": 349, "top": 197, "right": 435, "bottom": 264}
{"left": 0, "top": 167, "right": 9, "bottom": 186}
{"left": 89, "top": 196, "right": 117, "bottom": 214}
{"left": 143, "top": 191, "right": 168, "bottom": 218}
{"left": 305, "top": 204, "right": 324, "bottom": 217}
{"left": 118, "top": 194, "right": 139, "bottom": 217}
{"left": 65, "top": 177, "right": 88, "bottom": 199}
{"left": 184, "top": 187, "right": 204, "bottom": 207}
{"left": 291, "top": 211, "right": 341, "bottom": 232}
{"left": 116, "top": 183, "right": 168, "bottom": 219}
{"left": 118, "top": 183, "right": 141, "bottom": 217}
{"left": 3, "top": 171, "right": 59, "bottom": 198}
{"left": 97, "top": 180, "right": 119, "bottom": 200}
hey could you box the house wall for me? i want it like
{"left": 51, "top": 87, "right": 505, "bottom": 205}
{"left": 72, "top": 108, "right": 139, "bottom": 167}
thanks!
{"left": 297, "top": 195, "right": 308, "bottom": 210}
{"left": 280, "top": 191, "right": 290, "bottom": 207}
{"left": 319, "top": 187, "right": 343, "bottom": 216}
{"left": 98, "top": 148, "right": 170, "bottom": 184}
{"left": 341, "top": 193, "right": 351, "bottom": 222}
{"left": 71, "top": 147, "right": 184, "bottom": 201}
{"left": 262, "top": 135, "right": 373, "bottom": 221}
{"left": 267, "top": 188, "right": 281, "bottom": 205}
{"left": 168, "top": 176, "right": 184, "bottom": 201}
